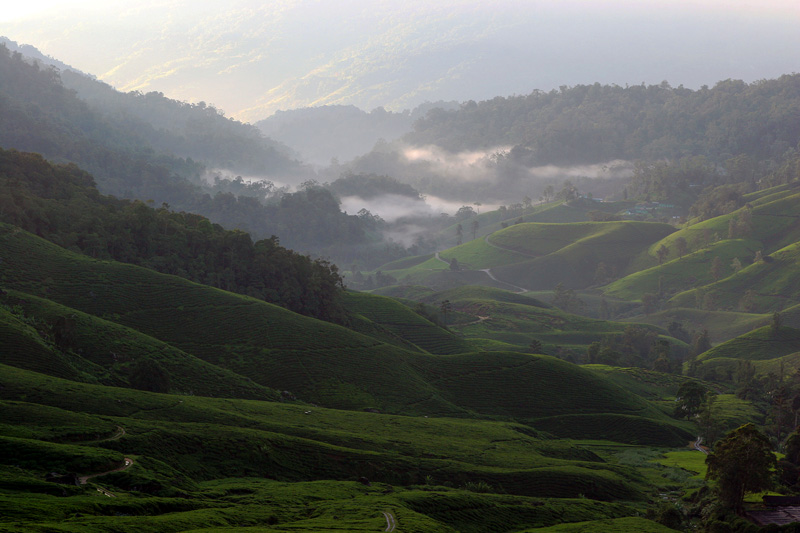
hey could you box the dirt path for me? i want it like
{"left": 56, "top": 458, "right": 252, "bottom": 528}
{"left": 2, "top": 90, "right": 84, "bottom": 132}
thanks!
{"left": 483, "top": 234, "right": 540, "bottom": 258}
{"left": 460, "top": 315, "right": 490, "bottom": 326}
{"left": 78, "top": 457, "right": 135, "bottom": 485}
{"left": 435, "top": 251, "right": 529, "bottom": 293}
{"left": 479, "top": 268, "right": 529, "bottom": 293}
{"left": 100, "top": 426, "right": 126, "bottom": 442}
{"left": 383, "top": 510, "right": 397, "bottom": 532}
{"left": 694, "top": 436, "right": 709, "bottom": 455}
{"left": 434, "top": 252, "right": 449, "bottom": 266}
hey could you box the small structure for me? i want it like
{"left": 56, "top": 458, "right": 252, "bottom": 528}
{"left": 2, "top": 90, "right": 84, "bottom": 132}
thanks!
{"left": 747, "top": 496, "right": 800, "bottom": 526}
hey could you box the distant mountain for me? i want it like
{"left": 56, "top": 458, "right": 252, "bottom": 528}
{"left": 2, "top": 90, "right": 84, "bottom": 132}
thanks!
{"left": 5, "top": 2, "right": 798, "bottom": 124}
{"left": 0, "top": 36, "right": 83, "bottom": 76}
{"left": 256, "top": 102, "right": 458, "bottom": 165}
{"left": 0, "top": 42, "right": 384, "bottom": 259}
{"left": 402, "top": 77, "right": 800, "bottom": 164}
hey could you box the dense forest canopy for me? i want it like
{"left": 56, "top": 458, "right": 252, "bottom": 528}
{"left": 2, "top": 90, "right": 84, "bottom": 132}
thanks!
{"left": 405, "top": 78, "right": 800, "bottom": 166}
{"left": 0, "top": 44, "right": 377, "bottom": 261}
{"left": 0, "top": 148, "right": 346, "bottom": 322}
{"left": 3, "top": 40, "right": 800, "bottom": 269}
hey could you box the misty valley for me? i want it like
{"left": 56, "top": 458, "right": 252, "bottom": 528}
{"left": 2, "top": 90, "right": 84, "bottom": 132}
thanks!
{"left": 2, "top": 31, "right": 800, "bottom": 533}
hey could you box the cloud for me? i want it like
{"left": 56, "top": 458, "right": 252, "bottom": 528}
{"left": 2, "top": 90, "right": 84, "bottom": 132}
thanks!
{"left": 401, "top": 144, "right": 634, "bottom": 184}
{"left": 340, "top": 193, "right": 500, "bottom": 222}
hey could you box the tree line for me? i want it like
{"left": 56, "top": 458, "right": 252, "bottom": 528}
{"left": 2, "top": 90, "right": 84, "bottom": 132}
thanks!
{"left": 0, "top": 148, "right": 346, "bottom": 322}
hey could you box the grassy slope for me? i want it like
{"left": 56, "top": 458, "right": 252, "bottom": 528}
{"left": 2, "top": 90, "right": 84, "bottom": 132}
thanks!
{"left": 380, "top": 218, "right": 672, "bottom": 293}
{"left": 668, "top": 241, "right": 800, "bottom": 312}
{"left": 603, "top": 238, "right": 761, "bottom": 301}
{"left": 697, "top": 325, "right": 800, "bottom": 362}
{"left": 411, "top": 286, "right": 675, "bottom": 356}
{"left": 624, "top": 308, "right": 769, "bottom": 343}
{"left": 342, "top": 291, "right": 472, "bottom": 354}
{"left": 489, "top": 221, "right": 675, "bottom": 291}
{"left": 0, "top": 364, "right": 655, "bottom": 531}
{"left": 609, "top": 187, "right": 800, "bottom": 308}
{"left": 1, "top": 289, "right": 279, "bottom": 400}
{"left": 0, "top": 223, "right": 689, "bottom": 442}
{"left": 692, "top": 325, "right": 800, "bottom": 382}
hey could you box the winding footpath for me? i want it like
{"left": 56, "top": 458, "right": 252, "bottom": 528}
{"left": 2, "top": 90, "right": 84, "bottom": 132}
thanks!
{"left": 434, "top": 251, "right": 529, "bottom": 293}
{"left": 694, "top": 436, "right": 709, "bottom": 455}
{"left": 383, "top": 511, "right": 397, "bottom": 532}
{"left": 74, "top": 426, "right": 134, "bottom": 497}
{"left": 78, "top": 457, "right": 135, "bottom": 486}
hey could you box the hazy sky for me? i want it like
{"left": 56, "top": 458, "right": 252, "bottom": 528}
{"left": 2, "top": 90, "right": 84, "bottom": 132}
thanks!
{"left": 3, "top": 0, "right": 799, "bottom": 122}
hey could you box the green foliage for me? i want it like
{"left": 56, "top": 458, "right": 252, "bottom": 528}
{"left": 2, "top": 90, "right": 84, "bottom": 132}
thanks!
{"left": 490, "top": 221, "right": 675, "bottom": 291}
{"left": 523, "top": 516, "right": 680, "bottom": 532}
{"left": 328, "top": 172, "right": 422, "bottom": 200}
{"left": 0, "top": 45, "right": 376, "bottom": 261}
{"left": 531, "top": 414, "right": 692, "bottom": 446}
{"left": 697, "top": 325, "right": 800, "bottom": 362}
{"left": 406, "top": 77, "right": 800, "bottom": 167}
{"left": 706, "top": 423, "right": 776, "bottom": 514}
{"left": 673, "top": 381, "right": 706, "bottom": 420}
{"left": 0, "top": 149, "right": 346, "bottom": 321}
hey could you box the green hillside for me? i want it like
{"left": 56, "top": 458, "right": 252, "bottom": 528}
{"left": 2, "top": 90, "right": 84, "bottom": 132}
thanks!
{"left": 1, "top": 289, "right": 278, "bottom": 400}
{"left": 623, "top": 308, "right": 770, "bottom": 347}
{"left": 0, "top": 223, "right": 687, "bottom": 439}
{"left": 668, "top": 241, "right": 800, "bottom": 313}
{"left": 696, "top": 325, "right": 800, "bottom": 362}
{"left": 603, "top": 238, "right": 761, "bottom": 301}
{"left": 380, "top": 220, "right": 675, "bottom": 293}
{"left": 0, "top": 364, "right": 655, "bottom": 532}
{"left": 605, "top": 186, "right": 800, "bottom": 310}
{"left": 406, "top": 286, "right": 680, "bottom": 361}
{"left": 342, "top": 291, "right": 472, "bottom": 354}
{"left": 488, "top": 221, "right": 675, "bottom": 291}
{"left": 689, "top": 325, "right": 800, "bottom": 383}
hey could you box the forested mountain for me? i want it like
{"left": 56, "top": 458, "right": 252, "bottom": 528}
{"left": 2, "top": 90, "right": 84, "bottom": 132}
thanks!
{"left": 405, "top": 78, "right": 800, "bottom": 165}
{"left": 0, "top": 44, "right": 374, "bottom": 259}
{"left": 256, "top": 102, "right": 458, "bottom": 166}
{"left": 0, "top": 148, "right": 345, "bottom": 321}
{"left": 59, "top": 70, "right": 299, "bottom": 176}
{"left": 342, "top": 77, "right": 800, "bottom": 209}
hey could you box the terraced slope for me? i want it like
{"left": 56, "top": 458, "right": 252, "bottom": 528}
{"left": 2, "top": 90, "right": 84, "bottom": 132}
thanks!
{"left": 607, "top": 186, "right": 800, "bottom": 309}
{"left": 487, "top": 221, "right": 675, "bottom": 291}
{"left": 409, "top": 286, "right": 675, "bottom": 356}
{"left": 0, "top": 364, "right": 656, "bottom": 532}
{"left": 696, "top": 325, "right": 800, "bottom": 362}
{"left": 603, "top": 238, "right": 761, "bottom": 301}
{"left": 689, "top": 325, "right": 800, "bottom": 383}
{"left": 343, "top": 291, "right": 472, "bottom": 354}
{"left": 0, "top": 224, "right": 689, "bottom": 440}
{"left": 623, "top": 308, "right": 770, "bottom": 344}
{"left": 1, "top": 290, "right": 278, "bottom": 400}
{"left": 668, "top": 241, "right": 800, "bottom": 312}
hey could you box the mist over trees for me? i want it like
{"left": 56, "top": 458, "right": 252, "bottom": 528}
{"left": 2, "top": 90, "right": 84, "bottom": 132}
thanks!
{"left": 404, "top": 79, "right": 800, "bottom": 165}
{"left": 256, "top": 102, "right": 458, "bottom": 166}
{"left": 3, "top": 39, "right": 800, "bottom": 272}
{"left": 0, "top": 148, "right": 346, "bottom": 322}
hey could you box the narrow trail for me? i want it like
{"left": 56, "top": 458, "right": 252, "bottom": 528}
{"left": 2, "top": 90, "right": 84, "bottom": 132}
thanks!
{"left": 433, "top": 252, "right": 449, "bottom": 266}
{"left": 435, "top": 251, "right": 529, "bottom": 293}
{"left": 78, "top": 457, "right": 134, "bottom": 485}
{"left": 694, "top": 436, "right": 709, "bottom": 455}
{"left": 383, "top": 511, "right": 397, "bottom": 532}
{"left": 460, "top": 315, "right": 490, "bottom": 326}
{"left": 483, "top": 234, "right": 539, "bottom": 258}
{"left": 72, "top": 426, "right": 134, "bottom": 497}
{"left": 479, "top": 268, "right": 529, "bottom": 293}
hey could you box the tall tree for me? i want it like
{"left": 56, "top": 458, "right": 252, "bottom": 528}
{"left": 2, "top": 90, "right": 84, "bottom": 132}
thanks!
{"left": 706, "top": 424, "right": 776, "bottom": 515}
{"left": 674, "top": 381, "right": 706, "bottom": 420}
{"left": 675, "top": 237, "right": 688, "bottom": 259}
{"left": 656, "top": 244, "right": 669, "bottom": 265}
